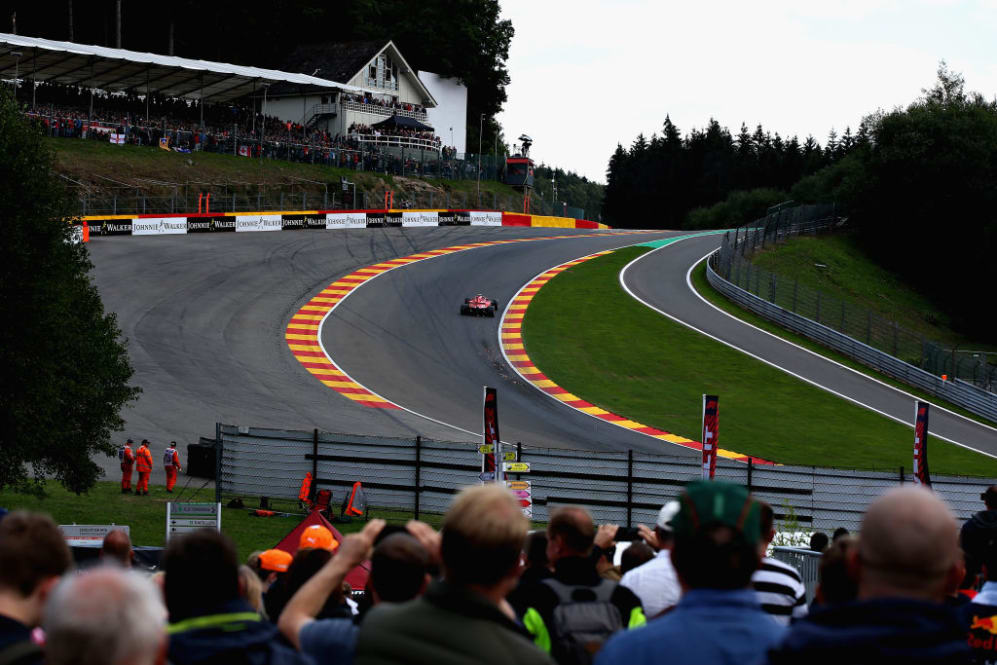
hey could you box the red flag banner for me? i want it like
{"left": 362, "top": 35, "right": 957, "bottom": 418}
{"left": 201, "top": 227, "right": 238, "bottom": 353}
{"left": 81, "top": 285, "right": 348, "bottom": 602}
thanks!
{"left": 482, "top": 387, "right": 500, "bottom": 474}
{"left": 913, "top": 401, "right": 931, "bottom": 487}
{"left": 702, "top": 395, "right": 719, "bottom": 480}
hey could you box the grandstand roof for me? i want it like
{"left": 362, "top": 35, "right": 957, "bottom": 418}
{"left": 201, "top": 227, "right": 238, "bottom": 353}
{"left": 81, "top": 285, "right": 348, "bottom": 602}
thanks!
{"left": 0, "top": 33, "right": 365, "bottom": 102}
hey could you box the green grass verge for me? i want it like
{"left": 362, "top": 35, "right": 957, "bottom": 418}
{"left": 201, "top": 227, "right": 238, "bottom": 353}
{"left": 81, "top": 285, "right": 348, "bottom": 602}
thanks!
{"left": 522, "top": 246, "right": 997, "bottom": 476}
{"left": 750, "top": 234, "right": 993, "bottom": 350}
{"left": 47, "top": 138, "right": 523, "bottom": 209}
{"left": 0, "top": 481, "right": 440, "bottom": 559}
{"left": 689, "top": 261, "right": 996, "bottom": 429}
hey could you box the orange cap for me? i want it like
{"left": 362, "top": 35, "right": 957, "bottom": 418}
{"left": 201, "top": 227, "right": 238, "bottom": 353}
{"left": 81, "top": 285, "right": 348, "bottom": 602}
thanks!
{"left": 299, "top": 524, "right": 339, "bottom": 552}
{"left": 258, "top": 549, "right": 292, "bottom": 573}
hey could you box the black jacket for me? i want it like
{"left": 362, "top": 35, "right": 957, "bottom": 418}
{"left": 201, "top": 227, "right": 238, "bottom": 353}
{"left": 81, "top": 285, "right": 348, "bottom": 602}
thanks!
{"left": 962, "top": 510, "right": 997, "bottom": 581}
{"left": 168, "top": 599, "right": 313, "bottom": 665}
{"left": 767, "top": 597, "right": 972, "bottom": 664}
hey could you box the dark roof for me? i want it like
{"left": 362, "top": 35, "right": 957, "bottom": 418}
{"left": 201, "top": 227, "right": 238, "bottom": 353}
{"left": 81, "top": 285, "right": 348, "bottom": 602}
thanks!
{"left": 372, "top": 115, "right": 433, "bottom": 131}
{"left": 269, "top": 41, "right": 386, "bottom": 95}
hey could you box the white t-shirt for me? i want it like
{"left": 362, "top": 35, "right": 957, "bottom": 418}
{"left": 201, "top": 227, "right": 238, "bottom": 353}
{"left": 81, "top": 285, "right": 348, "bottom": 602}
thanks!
{"left": 620, "top": 549, "right": 681, "bottom": 618}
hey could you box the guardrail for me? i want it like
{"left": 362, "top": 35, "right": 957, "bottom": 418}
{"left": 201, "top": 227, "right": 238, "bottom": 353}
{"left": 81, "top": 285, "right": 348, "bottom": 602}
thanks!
{"left": 707, "top": 209, "right": 997, "bottom": 423}
{"left": 214, "top": 424, "right": 996, "bottom": 532}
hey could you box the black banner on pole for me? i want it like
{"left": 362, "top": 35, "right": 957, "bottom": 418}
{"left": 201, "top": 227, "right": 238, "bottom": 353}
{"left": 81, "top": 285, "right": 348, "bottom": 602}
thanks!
{"left": 482, "top": 387, "right": 499, "bottom": 474}
{"left": 913, "top": 401, "right": 931, "bottom": 487}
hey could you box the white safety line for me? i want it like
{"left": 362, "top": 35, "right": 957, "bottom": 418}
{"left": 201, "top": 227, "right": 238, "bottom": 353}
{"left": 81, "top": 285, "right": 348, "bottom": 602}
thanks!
{"left": 617, "top": 243, "right": 997, "bottom": 457}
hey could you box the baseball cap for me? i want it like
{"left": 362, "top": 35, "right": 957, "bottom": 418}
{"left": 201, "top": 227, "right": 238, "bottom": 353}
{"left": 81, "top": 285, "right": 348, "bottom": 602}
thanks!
{"left": 982, "top": 486, "right": 997, "bottom": 504}
{"left": 299, "top": 524, "right": 339, "bottom": 552}
{"left": 669, "top": 480, "right": 761, "bottom": 546}
{"left": 126, "top": 438, "right": 134, "bottom": 443}
{"left": 656, "top": 501, "right": 681, "bottom": 531}
{"left": 258, "top": 549, "right": 292, "bottom": 573}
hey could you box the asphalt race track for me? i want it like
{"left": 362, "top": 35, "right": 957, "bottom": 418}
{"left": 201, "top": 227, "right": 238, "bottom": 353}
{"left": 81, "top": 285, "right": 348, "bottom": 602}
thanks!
{"left": 89, "top": 227, "right": 689, "bottom": 483}
{"left": 622, "top": 234, "right": 997, "bottom": 456}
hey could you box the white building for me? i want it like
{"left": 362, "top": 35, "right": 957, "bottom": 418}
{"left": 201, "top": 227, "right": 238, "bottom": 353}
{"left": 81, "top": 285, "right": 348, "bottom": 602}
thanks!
{"left": 418, "top": 71, "right": 468, "bottom": 155}
{"left": 264, "top": 41, "right": 443, "bottom": 153}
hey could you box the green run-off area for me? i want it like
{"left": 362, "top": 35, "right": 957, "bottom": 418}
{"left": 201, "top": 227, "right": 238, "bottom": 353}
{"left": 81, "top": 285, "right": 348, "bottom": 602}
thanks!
{"left": 522, "top": 246, "right": 997, "bottom": 476}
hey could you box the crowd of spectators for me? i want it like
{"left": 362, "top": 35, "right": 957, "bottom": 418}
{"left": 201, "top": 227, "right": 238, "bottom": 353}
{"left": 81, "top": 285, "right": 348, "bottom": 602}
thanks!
{"left": 17, "top": 83, "right": 458, "bottom": 176}
{"left": 348, "top": 123, "right": 442, "bottom": 147}
{"left": 8, "top": 479, "right": 990, "bottom": 665}
{"left": 340, "top": 93, "right": 426, "bottom": 115}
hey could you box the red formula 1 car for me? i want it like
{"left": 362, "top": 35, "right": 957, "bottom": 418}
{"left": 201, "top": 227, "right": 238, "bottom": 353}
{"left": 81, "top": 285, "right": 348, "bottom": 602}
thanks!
{"left": 460, "top": 294, "right": 500, "bottom": 317}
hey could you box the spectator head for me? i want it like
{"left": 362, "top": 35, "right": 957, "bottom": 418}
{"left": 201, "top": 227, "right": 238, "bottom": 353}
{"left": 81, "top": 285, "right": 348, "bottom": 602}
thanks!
{"left": 100, "top": 529, "right": 133, "bottom": 567}
{"left": 163, "top": 529, "right": 240, "bottom": 622}
{"left": 758, "top": 501, "right": 776, "bottom": 548}
{"left": 856, "top": 486, "right": 960, "bottom": 602}
{"left": 43, "top": 566, "right": 166, "bottom": 665}
{"left": 816, "top": 534, "right": 859, "bottom": 606}
{"left": 0, "top": 511, "right": 72, "bottom": 627}
{"left": 440, "top": 484, "right": 527, "bottom": 592}
{"left": 670, "top": 481, "right": 761, "bottom": 591}
{"left": 546, "top": 506, "right": 595, "bottom": 562}
{"left": 655, "top": 501, "right": 680, "bottom": 549}
{"left": 832, "top": 527, "right": 850, "bottom": 542}
{"left": 621, "top": 541, "right": 655, "bottom": 575}
{"left": 259, "top": 548, "right": 292, "bottom": 575}
{"left": 524, "top": 531, "right": 548, "bottom": 571}
{"left": 268, "top": 547, "right": 333, "bottom": 621}
{"left": 982, "top": 486, "right": 997, "bottom": 510}
{"left": 246, "top": 550, "right": 267, "bottom": 582}
{"left": 809, "top": 531, "right": 830, "bottom": 553}
{"left": 237, "top": 565, "right": 263, "bottom": 613}
{"left": 299, "top": 525, "right": 339, "bottom": 552}
{"left": 369, "top": 532, "right": 430, "bottom": 604}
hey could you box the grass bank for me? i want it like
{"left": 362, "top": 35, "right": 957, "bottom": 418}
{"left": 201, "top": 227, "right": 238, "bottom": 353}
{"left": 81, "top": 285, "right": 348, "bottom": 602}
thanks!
{"left": 0, "top": 481, "right": 436, "bottom": 559}
{"left": 750, "top": 233, "right": 993, "bottom": 350}
{"left": 47, "top": 137, "right": 523, "bottom": 212}
{"left": 689, "top": 261, "right": 996, "bottom": 428}
{"left": 522, "top": 246, "right": 997, "bottom": 475}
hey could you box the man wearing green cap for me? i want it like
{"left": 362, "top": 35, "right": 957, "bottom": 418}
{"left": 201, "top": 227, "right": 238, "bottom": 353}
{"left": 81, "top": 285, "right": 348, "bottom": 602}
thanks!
{"left": 595, "top": 481, "right": 785, "bottom": 665}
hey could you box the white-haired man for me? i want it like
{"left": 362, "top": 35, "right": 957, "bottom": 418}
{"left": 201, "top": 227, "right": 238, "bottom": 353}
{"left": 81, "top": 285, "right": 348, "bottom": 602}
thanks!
{"left": 43, "top": 566, "right": 166, "bottom": 665}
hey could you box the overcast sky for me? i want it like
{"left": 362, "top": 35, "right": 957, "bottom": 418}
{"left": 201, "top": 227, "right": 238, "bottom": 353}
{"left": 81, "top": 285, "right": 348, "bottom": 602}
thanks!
{"left": 496, "top": 0, "right": 997, "bottom": 183}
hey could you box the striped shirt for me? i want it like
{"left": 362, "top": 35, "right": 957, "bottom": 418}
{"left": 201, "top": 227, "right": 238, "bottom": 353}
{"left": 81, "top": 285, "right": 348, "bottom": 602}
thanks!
{"left": 751, "top": 556, "right": 807, "bottom": 625}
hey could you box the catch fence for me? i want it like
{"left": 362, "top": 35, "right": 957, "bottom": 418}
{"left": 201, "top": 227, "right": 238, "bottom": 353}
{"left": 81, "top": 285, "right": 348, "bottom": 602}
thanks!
{"left": 215, "top": 424, "right": 996, "bottom": 534}
{"left": 707, "top": 205, "right": 997, "bottom": 421}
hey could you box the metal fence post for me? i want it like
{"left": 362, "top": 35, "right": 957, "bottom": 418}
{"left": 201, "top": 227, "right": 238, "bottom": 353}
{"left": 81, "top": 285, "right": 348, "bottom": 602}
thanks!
{"left": 626, "top": 449, "right": 634, "bottom": 528}
{"left": 414, "top": 436, "right": 422, "bottom": 520}
{"left": 892, "top": 322, "right": 899, "bottom": 356}
{"left": 311, "top": 428, "right": 319, "bottom": 492}
{"left": 867, "top": 311, "right": 873, "bottom": 345}
{"left": 840, "top": 301, "right": 846, "bottom": 332}
{"left": 792, "top": 280, "right": 799, "bottom": 312}
{"left": 747, "top": 457, "right": 754, "bottom": 493}
{"left": 214, "top": 422, "right": 223, "bottom": 504}
{"left": 769, "top": 273, "right": 777, "bottom": 304}
{"left": 816, "top": 291, "right": 822, "bottom": 323}
{"left": 899, "top": 465, "right": 905, "bottom": 484}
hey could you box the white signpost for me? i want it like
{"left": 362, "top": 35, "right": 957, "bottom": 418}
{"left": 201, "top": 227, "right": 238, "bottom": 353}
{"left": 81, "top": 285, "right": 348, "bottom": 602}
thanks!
{"left": 166, "top": 502, "right": 221, "bottom": 542}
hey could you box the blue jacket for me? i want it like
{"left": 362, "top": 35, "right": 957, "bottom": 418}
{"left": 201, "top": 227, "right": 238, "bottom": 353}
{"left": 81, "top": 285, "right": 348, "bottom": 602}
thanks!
{"left": 168, "top": 599, "right": 313, "bottom": 665}
{"left": 768, "top": 597, "right": 972, "bottom": 664}
{"left": 595, "top": 588, "right": 784, "bottom": 665}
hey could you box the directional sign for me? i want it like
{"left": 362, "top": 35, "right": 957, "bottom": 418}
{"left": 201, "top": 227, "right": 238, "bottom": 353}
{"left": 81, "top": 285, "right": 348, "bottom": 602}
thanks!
{"left": 59, "top": 524, "right": 130, "bottom": 547}
{"left": 478, "top": 444, "right": 494, "bottom": 454}
{"left": 505, "top": 480, "right": 531, "bottom": 491}
{"left": 478, "top": 471, "right": 496, "bottom": 482}
{"left": 166, "top": 502, "right": 221, "bottom": 542}
{"left": 511, "top": 490, "right": 531, "bottom": 499}
{"left": 478, "top": 447, "right": 516, "bottom": 461}
{"left": 503, "top": 462, "right": 530, "bottom": 473}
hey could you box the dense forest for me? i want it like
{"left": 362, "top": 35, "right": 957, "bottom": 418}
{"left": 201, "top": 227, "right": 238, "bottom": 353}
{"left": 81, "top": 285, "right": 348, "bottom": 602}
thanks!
{"left": 7, "top": 0, "right": 514, "bottom": 156}
{"left": 602, "top": 116, "right": 868, "bottom": 228}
